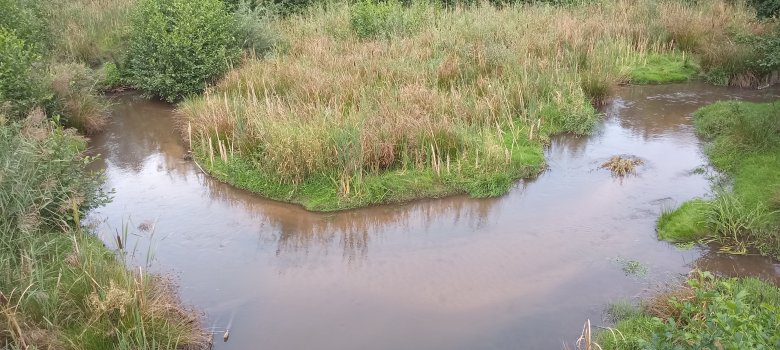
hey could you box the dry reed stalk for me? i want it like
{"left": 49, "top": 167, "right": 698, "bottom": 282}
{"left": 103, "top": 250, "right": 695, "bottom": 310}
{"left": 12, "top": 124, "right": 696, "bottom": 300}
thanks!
{"left": 1, "top": 291, "right": 28, "bottom": 350}
{"left": 576, "top": 319, "right": 602, "bottom": 350}
{"left": 208, "top": 137, "right": 214, "bottom": 165}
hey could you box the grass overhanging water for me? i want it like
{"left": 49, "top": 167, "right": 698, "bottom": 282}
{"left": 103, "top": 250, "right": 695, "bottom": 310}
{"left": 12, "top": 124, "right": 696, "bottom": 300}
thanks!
{"left": 657, "top": 100, "right": 780, "bottom": 259}
{"left": 0, "top": 113, "right": 208, "bottom": 349}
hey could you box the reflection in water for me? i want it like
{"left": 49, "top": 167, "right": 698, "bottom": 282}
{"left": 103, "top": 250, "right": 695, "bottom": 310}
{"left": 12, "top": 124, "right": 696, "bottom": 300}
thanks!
{"left": 607, "top": 84, "right": 780, "bottom": 142}
{"left": 695, "top": 251, "right": 780, "bottom": 284}
{"left": 199, "top": 167, "right": 504, "bottom": 263}
{"left": 87, "top": 84, "right": 780, "bottom": 350}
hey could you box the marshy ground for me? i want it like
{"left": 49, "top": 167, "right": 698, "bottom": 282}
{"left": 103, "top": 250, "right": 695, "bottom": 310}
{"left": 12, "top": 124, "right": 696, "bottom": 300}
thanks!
{"left": 2, "top": 0, "right": 779, "bottom": 348}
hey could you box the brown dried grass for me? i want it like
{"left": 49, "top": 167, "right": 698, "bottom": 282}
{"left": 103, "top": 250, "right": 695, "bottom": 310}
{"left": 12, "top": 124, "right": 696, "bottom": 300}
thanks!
{"left": 601, "top": 155, "right": 644, "bottom": 177}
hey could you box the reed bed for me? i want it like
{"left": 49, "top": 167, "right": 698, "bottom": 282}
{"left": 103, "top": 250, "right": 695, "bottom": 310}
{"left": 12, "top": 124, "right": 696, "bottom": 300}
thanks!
{"left": 47, "top": 0, "right": 137, "bottom": 65}
{"left": 179, "top": 0, "right": 762, "bottom": 211}
{"left": 0, "top": 113, "right": 208, "bottom": 349}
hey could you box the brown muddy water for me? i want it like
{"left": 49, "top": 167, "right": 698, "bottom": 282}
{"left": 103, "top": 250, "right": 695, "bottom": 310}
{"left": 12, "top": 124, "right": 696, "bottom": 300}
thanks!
{"left": 87, "top": 83, "right": 780, "bottom": 350}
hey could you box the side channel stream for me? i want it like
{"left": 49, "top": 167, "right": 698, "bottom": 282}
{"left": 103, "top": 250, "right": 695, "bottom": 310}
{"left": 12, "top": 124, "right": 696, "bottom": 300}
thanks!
{"left": 87, "top": 83, "right": 780, "bottom": 349}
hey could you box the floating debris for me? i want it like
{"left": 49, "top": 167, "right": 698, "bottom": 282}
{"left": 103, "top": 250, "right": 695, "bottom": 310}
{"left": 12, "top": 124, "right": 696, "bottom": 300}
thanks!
{"left": 601, "top": 155, "right": 643, "bottom": 177}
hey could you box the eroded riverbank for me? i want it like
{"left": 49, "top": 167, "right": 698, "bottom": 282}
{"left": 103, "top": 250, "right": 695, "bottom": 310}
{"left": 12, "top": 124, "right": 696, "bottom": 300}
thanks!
{"left": 87, "top": 83, "right": 780, "bottom": 349}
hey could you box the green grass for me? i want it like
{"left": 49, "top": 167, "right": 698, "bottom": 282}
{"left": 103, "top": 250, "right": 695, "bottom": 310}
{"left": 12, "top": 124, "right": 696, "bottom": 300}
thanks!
{"left": 197, "top": 138, "right": 545, "bottom": 211}
{"left": 657, "top": 199, "right": 709, "bottom": 242}
{"left": 0, "top": 115, "right": 206, "bottom": 349}
{"left": 597, "top": 272, "right": 780, "bottom": 350}
{"left": 657, "top": 100, "right": 780, "bottom": 258}
{"left": 629, "top": 52, "right": 700, "bottom": 84}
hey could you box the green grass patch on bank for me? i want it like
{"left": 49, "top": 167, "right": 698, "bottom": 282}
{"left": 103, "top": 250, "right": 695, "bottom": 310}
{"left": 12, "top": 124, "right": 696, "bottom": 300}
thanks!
{"left": 657, "top": 199, "right": 709, "bottom": 242}
{"left": 196, "top": 138, "right": 545, "bottom": 211}
{"left": 657, "top": 100, "right": 780, "bottom": 258}
{"left": 629, "top": 52, "right": 699, "bottom": 84}
{"left": 598, "top": 271, "right": 780, "bottom": 350}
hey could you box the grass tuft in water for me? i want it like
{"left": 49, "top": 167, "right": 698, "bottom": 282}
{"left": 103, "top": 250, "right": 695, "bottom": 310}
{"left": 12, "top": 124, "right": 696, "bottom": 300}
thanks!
{"left": 601, "top": 155, "right": 643, "bottom": 177}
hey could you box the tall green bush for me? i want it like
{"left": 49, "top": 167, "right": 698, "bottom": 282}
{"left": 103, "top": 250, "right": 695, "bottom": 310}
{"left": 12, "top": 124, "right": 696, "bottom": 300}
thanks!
{"left": 0, "top": 28, "right": 47, "bottom": 119}
{"left": 749, "top": 0, "right": 780, "bottom": 18}
{"left": 0, "top": 0, "right": 48, "bottom": 52}
{"left": 126, "top": 0, "right": 240, "bottom": 102}
{"left": 233, "top": 1, "right": 278, "bottom": 56}
{"left": 749, "top": 30, "right": 780, "bottom": 75}
{"left": 350, "top": 0, "right": 425, "bottom": 39}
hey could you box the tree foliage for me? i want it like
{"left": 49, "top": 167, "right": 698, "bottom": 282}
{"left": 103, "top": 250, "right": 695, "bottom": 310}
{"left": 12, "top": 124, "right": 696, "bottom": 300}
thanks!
{"left": 126, "top": 0, "right": 240, "bottom": 102}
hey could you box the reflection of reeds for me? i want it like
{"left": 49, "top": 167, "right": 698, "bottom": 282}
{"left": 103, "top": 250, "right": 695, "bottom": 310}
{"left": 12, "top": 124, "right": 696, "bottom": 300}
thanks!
{"left": 200, "top": 166, "right": 505, "bottom": 263}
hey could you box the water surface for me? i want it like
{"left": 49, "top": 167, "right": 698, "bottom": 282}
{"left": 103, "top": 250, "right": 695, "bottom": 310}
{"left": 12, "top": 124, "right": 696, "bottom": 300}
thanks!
{"left": 87, "top": 83, "right": 780, "bottom": 349}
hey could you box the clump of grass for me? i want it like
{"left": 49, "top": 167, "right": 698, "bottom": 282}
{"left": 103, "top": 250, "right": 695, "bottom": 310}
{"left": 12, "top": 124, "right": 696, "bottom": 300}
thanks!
{"left": 601, "top": 155, "right": 643, "bottom": 177}
{"left": 181, "top": 0, "right": 761, "bottom": 210}
{"left": 704, "top": 191, "right": 776, "bottom": 254}
{"left": 618, "top": 259, "right": 649, "bottom": 277}
{"left": 0, "top": 112, "right": 207, "bottom": 349}
{"left": 606, "top": 300, "right": 642, "bottom": 324}
{"left": 46, "top": 0, "right": 137, "bottom": 66}
{"left": 597, "top": 271, "right": 780, "bottom": 350}
{"left": 50, "top": 63, "right": 111, "bottom": 134}
{"left": 629, "top": 51, "right": 699, "bottom": 84}
{"left": 658, "top": 100, "right": 780, "bottom": 258}
{"left": 657, "top": 199, "right": 709, "bottom": 242}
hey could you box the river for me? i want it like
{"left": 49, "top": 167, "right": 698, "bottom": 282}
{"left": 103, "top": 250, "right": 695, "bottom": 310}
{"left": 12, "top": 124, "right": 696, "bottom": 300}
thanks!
{"left": 86, "top": 82, "right": 780, "bottom": 349}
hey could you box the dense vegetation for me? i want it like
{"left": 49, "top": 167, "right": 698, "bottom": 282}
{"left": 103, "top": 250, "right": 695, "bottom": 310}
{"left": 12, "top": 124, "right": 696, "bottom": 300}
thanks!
{"left": 1, "top": 0, "right": 779, "bottom": 348}
{"left": 0, "top": 113, "right": 207, "bottom": 349}
{"left": 179, "top": 0, "right": 778, "bottom": 211}
{"left": 657, "top": 100, "right": 780, "bottom": 258}
{"left": 126, "top": 0, "right": 241, "bottom": 102}
{"left": 599, "top": 271, "right": 780, "bottom": 349}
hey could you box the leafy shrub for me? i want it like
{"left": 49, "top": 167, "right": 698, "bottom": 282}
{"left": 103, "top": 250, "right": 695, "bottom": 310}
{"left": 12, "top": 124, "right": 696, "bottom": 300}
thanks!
{"left": 96, "top": 62, "right": 125, "bottom": 91}
{"left": 0, "top": 0, "right": 48, "bottom": 52}
{"left": 749, "top": 0, "right": 780, "bottom": 18}
{"left": 0, "top": 28, "right": 47, "bottom": 119}
{"left": 233, "top": 1, "right": 278, "bottom": 56}
{"left": 600, "top": 272, "right": 780, "bottom": 350}
{"left": 746, "top": 30, "right": 780, "bottom": 75}
{"left": 126, "top": 0, "right": 241, "bottom": 102}
{"left": 350, "top": 0, "right": 425, "bottom": 39}
{"left": 225, "top": 0, "right": 308, "bottom": 14}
